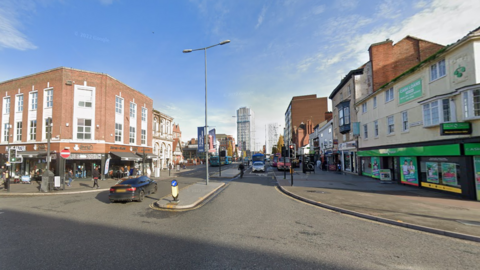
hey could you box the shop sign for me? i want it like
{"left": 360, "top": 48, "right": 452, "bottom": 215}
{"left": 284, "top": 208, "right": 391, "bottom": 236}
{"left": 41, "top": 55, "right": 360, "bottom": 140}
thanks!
{"left": 70, "top": 153, "right": 102, "bottom": 160}
{"left": 399, "top": 79, "right": 422, "bottom": 104}
{"left": 37, "top": 144, "right": 47, "bottom": 151}
{"left": 465, "top": 143, "right": 480, "bottom": 155}
{"left": 440, "top": 122, "right": 472, "bottom": 135}
{"left": 357, "top": 144, "right": 460, "bottom": 157}
{"left": 400, "top": 157, "right": 418, "bottom": 186}
{"left": 73, "top": 144, "right": 94, "bottom": 151}
{"left": 110, "top": 146, "right": 126, "bottom": 150}
{"left": 421, "top": 182, "right": 461, "bottom": 194}
{"left": 339, "top": 141, "right": 356, "bottom": 151}
{"left": 12, "top": 146, "right": 26, "bottom": 151}
{"left": 409, "top": 121, "right": 423, "bottom": 128}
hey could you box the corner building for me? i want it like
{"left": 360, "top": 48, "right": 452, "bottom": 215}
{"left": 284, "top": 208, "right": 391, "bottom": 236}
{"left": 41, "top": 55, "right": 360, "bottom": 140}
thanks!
{"left": 0, "top": 67, "right": 153, "bottom": 179}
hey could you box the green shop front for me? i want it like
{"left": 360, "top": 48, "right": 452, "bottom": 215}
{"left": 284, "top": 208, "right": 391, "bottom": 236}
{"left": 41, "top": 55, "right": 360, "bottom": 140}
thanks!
{"left": 358, "top": 144, "right": 478, "bottom": 200}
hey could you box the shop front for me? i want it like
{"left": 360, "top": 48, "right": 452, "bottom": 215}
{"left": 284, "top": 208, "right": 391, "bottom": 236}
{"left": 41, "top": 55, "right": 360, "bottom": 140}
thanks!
{"left": 339, "top": 141, "right": 357, "bottom": 174}
{"left": 358, "top": 144, "right": 477, "bottom": 200}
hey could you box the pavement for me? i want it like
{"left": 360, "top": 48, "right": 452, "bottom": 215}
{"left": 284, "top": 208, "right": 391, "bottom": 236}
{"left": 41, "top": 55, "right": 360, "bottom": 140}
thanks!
{"left": 2, "top": 162, "right": 480, "bottom": 243}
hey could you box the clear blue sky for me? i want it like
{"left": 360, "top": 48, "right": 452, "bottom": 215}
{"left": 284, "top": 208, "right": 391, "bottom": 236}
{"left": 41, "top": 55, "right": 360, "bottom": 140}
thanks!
{"left": 0, "top": 0, "right": 479, "bottom": 146}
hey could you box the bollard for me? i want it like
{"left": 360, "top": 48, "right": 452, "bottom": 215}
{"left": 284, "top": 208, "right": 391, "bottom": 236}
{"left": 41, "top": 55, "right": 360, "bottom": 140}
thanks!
{"left": 290, "top": 166, "right": 294, "bottom": 186}
{"left": 171, "top": 180, "right": 179, "bottom": 201}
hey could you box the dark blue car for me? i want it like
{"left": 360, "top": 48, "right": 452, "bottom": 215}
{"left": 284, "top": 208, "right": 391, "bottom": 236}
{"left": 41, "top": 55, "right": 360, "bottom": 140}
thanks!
{"left": 109, "top": 176, "right": 157, "bottom": 203}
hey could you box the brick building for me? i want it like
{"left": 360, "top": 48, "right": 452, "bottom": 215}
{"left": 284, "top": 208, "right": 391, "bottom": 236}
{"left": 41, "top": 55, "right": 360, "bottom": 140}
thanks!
{"left": 284, "top": 94, "right": 328, "bottom": 146}
{"left": 0, "top": 67, "right": 153, "bottom": 179}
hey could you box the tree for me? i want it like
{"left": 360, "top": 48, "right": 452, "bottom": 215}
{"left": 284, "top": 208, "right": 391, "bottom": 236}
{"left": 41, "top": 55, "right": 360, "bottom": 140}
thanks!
{"left": 272, "top": 146, "right": 277, "bottom": 154}
{"left": 234, "top": 147, "right": 238, "bottom": 158}
{"left": 276, "top": 135, "right": 284, "bottom": 154}
{"left": 227, "top": 143, "right": 233, "bottom": 157}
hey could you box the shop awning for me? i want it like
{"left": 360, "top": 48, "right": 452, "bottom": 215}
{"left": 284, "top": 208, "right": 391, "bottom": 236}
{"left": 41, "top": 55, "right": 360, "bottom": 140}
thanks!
{"left": 110, "top": 152, "right": 142, "bottom": 161}
{"left": 136, "top": 152, "right": 159, "bottom": 159}
{"left": 18, "top": 151, "right": 48, "bottom": 157}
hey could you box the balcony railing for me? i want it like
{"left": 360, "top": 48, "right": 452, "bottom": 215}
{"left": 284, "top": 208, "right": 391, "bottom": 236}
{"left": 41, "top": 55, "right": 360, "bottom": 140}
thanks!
{"left": 153, "top": 132, "right": 173, "bottom": 140}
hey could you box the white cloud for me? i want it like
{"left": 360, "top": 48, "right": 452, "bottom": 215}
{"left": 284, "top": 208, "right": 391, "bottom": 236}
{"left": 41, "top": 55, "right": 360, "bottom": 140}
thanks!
{"left": 335, "top": 0, "right": 359, "bottom": 11}
{"left": 0, "top": 2, "right": 36, "bottom": 50}
{"left": 255, "top": 5, "right": 267, "bottom": 29}
{"left": 376, "top": 0, "right": 402, "bottom": 19}
{"left": 312, "top": 5, "right": 325, "bottom": 15}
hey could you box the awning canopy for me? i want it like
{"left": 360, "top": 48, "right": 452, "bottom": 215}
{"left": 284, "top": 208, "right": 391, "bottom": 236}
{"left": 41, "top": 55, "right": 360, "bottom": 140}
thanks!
{"left": 110, "top": 152, "right": 142, "bottom": 161}
{"left": 18, "top": 151, "right": 48, "bottom": 157}
{"left": 136, "top": 152, "right": 158, "bottom": 159}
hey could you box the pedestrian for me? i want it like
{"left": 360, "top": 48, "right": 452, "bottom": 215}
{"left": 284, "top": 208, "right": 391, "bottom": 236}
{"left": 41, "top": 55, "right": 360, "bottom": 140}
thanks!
{"left": 238, "top": 162, "right": 245, "bottom": 178}
{"left": 92, "top": 166, "right": 100, "bottom": 189}
{"left": 67, "top": 169, "right": 74, "bottom": 187}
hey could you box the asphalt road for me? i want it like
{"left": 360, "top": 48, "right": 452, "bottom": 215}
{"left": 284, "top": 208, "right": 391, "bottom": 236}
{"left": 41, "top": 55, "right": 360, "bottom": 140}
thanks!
{"left": 1, "top": 164, "right": 480, "bottom": 269}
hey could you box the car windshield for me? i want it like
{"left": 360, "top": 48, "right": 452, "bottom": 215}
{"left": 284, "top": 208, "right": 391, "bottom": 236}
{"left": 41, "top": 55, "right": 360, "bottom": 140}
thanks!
{"left": 253, "top": 162, "right": 263, "bottom": 166}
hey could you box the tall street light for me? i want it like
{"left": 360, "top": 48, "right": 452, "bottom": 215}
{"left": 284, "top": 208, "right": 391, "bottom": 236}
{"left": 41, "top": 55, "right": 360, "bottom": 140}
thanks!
{"left": 183, "top": 40, "right": 230, "bottom": 185}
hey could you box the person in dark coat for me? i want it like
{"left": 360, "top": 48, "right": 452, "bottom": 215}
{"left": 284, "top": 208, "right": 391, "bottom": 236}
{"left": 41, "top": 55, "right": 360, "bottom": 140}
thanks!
{"left": 92, "top": 167, "right": 100, "bottom": 189}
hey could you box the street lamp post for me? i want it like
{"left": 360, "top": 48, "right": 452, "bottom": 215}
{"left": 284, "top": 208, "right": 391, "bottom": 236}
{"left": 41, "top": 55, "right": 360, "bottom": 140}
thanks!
{"left": 5, "top": 124, "right": 12, "bottom": 192}
{"left": 183, "top": 40, "right": 230, "bottom": 185}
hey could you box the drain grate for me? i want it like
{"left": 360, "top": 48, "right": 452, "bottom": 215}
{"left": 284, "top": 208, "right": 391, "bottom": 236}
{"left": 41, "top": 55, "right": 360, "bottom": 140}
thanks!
{"left": 456, "top": 220, "right": 480, "bottom": 227}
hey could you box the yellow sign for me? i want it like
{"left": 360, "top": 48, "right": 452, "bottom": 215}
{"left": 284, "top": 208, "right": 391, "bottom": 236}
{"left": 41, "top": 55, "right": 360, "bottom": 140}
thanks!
{"left": 421, "top": 182, "right": 461, "bottom": 193}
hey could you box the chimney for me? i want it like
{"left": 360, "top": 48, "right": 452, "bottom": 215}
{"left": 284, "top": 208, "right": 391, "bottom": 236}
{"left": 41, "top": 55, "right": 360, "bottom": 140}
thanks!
{"left": 325, "top": 111, "right": 333, "bottom": 121}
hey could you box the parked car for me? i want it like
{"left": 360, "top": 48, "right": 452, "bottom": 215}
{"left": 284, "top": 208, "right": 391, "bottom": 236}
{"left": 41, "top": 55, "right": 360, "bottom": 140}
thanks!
{"left": 252, "top": 161, "right": 265, "bottom": 172}
{"left": 109, "top": 176, "right": 157, "bottom": 203}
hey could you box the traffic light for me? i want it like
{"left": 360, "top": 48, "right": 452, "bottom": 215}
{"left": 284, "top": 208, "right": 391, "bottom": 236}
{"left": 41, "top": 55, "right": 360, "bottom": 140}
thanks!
{"left": 8, "top": 148, "right": 22, "bottom": 163}
{"left": 289, "top": 145, "right": 294, "bottom": 157}
{"left": 281, "top": 146, "right": 286, "bottom": 157}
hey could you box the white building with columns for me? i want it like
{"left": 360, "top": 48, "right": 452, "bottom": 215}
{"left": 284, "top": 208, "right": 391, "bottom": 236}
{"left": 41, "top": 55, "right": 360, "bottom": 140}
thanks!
{"left": 152, "top": 110, "right": 173, "bottom": 173}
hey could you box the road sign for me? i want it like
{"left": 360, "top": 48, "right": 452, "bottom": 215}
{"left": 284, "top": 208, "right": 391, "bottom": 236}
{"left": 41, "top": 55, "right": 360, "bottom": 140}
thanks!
{"left": 60, "top": 149, "right": 71, "bottom": 159}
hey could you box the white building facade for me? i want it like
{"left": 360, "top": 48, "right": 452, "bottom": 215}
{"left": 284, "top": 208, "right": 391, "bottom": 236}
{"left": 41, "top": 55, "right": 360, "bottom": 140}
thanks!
{"left": 152, "top": 110, "right": 173, "bottom": 174}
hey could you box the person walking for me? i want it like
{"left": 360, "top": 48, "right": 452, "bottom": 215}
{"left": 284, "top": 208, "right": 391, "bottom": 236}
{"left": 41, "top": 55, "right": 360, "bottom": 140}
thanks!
{"left": 238, "top": 162, "right": 245, "bottom": 178}
{"left": 92, "top": 166, "right": 100, "bottom": 189}
{"left": 67, "top": 169, "right": 74, "bottom": 187}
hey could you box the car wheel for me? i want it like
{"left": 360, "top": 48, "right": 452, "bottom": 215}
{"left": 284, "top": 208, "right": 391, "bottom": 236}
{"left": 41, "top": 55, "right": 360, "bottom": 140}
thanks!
{"left": 138, "top": 190, "right": 145, "bottom": 202}
{"left": 152, "top": 185, "right": 157, "bottom": 194}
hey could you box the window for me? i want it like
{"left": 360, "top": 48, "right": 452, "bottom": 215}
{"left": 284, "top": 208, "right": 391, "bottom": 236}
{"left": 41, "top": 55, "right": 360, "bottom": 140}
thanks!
{"left": 29, "top": 120, "right": 36, "bottom": 140}
{"left": 463, "top": 89, "right": 480, "bottom": 119}
{"left": 30, "top": 92, "right": 37, "bottom": 110}
{"left": 77, "top": 119, "right": 92, "bottom": 140}
{"left": 45, "top": 89, "right": 53, "bottom": 108}
{"left": 115, "top": 123, "right": 122, "bottom": 142}
{"left": 4, "top": 97, "right": 10, "bottom": 114}
{"left": 387, "top": 115, "right": 394, "bottom": 134}
{"left": 17, "top": 95, "right": 23, "bottom": 112}
{"left": 430, "top": 59, "right": 446, "bottom": 81}
{"left": 374, "top": 120, "right": 378, "bottom": 137}
{"left": 402, "top": 111, "right": 408, "bottom": 132}
{"left": 45, "top": 118, "right": 52, "bottom": 139}
{"left": 141, "top": 129, "right": 146, "bottom": 145}
{"left": 130, "top": 103, "right": 136, "bottom": 118}
{"left": 362, "top": 103, "right": 367, "bottom": 113}
{"left": 344, "top": 107, "right": 350, "bottom": 125}
{"left": 373, "top": 96, "right": 377, "bottom": 108}
{"left": 423, "top": 99, "right": 451, "bottom": 126}
{"left": 115, "top": 96, "right": 123, "bottom": 114}
{"left": 16, "top": 122, "right": 22, "bottom": 141}
{"left": 3, "top": 123, "right": 9, "bottom": 141}
{"left": 129, "top": 126, "right": 135, "bottom": 143}
{"left": 363, "top": 124, "right": 368, "bottom": 139}
{"left": 339, "top": 108, "right": 344, "bottom": 126}
{"left": 77, "top": 89, "right": 92, "bottom": 108}
{"left": 385, "top": 88, "right": 394, "bottom": 103}
{"left": 142, "top": 108, "right": 147, "bottom": 122}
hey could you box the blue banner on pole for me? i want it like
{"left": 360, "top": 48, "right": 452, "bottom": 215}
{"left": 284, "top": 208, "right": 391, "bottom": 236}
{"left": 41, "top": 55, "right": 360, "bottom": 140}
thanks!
{"left": 198, "top": 127, "right": 205, "bottom": 152}
{"left": 209, "top": 128, "right": 216, "bottom": 151}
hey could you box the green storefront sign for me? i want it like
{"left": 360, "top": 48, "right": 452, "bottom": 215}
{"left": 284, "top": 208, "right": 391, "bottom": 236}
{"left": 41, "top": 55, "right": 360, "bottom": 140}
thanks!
{"left": 465, "top": 143, "right": 480, "bottom": 155}
{"left": 399, "top": 78, "right": 422, "bottom": 104}
{"left": 440, "top": 122, "right": 472, "bottom": 135}
{"left": 358, "top": 144, "right": 460, "bottom": 157}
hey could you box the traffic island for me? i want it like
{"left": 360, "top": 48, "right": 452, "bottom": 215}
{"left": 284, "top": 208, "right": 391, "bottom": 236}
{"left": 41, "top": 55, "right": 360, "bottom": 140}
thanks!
{"left": 152, "top": 181, "right": 225, "bottom": 210}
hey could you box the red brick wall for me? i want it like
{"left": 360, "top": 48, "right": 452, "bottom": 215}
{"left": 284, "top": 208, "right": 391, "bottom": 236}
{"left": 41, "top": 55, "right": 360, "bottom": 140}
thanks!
{"left": 291, "top": 95, "right": 328, "bottom": 138}
{"left": 0, "top": 67, "right": 153, "bottom": 148}
{"left": 369, "top": 37, "right": 444, "bottom": 92}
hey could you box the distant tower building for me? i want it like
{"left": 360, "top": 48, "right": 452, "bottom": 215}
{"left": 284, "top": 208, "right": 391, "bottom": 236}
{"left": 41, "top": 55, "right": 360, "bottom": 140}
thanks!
{"left": 236, "top": 107, "right": 255, "bottom": 153}
{"left": 267, "top": 123, "right": 281, "bottom": 155}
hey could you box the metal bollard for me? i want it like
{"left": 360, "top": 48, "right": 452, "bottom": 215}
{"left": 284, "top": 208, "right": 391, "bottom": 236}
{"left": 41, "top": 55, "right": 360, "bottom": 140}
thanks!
{"left": 171, "top": 180, "right": 179, "bottom": 201}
